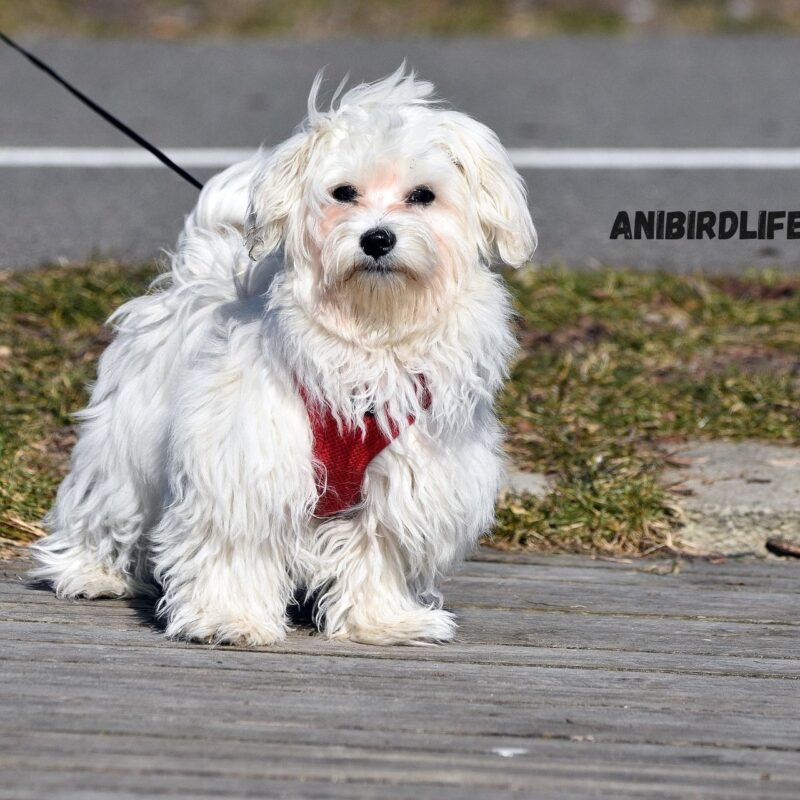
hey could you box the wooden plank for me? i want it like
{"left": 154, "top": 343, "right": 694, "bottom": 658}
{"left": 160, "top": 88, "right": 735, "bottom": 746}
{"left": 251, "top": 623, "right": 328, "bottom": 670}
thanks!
{"left": 444, "top": 578, "right": 800, "bottom": 623}
{"left": 0, "top": 780, "right": 497, "bottom": 800}
{"left": 2, "top": 553, "right": 799, "bottom": 799}
{"left": 2, "top": 721, "right": 799, "bottom": 770}
{"left": 7, "top": 558, "right": 800, "bottom": 622}
{"left": 3, "top": 692, "right": 798, "bottom": 753}
{"left": 471, "top": 548, "right": 800, "bottom": 578}
{"left": 455, "top": 559, "right": 800, "bottom": 592}
{"left": 4, "top": 592, "right": 798, "bottom": 628}
{"left": 6, "top": 574, "right": 800, "bottom": 622}
{"left": 0, "top": 767, "right": 791, "bottom": 800}
{"left": 3, "top": 671, "right": 798, "bottom": 750}
{"left": 3, "top": 655, "right": 796, "bottom": 717}
{"left": 8, "top": 551, "right": 800, "bottom": 583}
{"left": 2, "top": 602, "right": 799, "bottom": 660}
{"left": 3, "top": 635, "right": 798, "bottom": 677}
{"left": 1, "top": 733, "right": 798, "bottom": 797}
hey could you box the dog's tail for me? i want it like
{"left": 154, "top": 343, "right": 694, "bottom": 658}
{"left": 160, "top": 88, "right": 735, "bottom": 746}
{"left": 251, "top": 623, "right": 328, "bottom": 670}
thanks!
{"left": 181, "top": 154, "right": 261, "bottom": 241}
{"left": 109, "top": 155, "right": 268, "bottom": 334}
{"left": 165, "top": 153, "right": 274, "bottom": 304}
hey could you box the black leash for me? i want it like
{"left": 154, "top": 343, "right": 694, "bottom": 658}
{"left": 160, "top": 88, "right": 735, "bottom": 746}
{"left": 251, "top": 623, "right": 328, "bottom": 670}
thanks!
{"left": 0, "top": 31, "right": 204, "bottom": 190}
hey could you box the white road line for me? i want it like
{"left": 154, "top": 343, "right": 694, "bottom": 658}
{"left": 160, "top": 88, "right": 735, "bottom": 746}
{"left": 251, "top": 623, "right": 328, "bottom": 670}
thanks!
{"left": 0, "top": 147, "right": 255, "bottom": 167}
{"left": 2, "top": 146, "right": 800, "bottom": 170}
{"left": 509, "top": 148, "right": 800, "bottom": 169}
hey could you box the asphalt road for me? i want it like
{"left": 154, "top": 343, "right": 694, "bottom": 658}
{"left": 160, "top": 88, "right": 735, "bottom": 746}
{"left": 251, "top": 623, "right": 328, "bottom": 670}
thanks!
{"left": 3, "top": 37, "right": 800, "bottom": 272}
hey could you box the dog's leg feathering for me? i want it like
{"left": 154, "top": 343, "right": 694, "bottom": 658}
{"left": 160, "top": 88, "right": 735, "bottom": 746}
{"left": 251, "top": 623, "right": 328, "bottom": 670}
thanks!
{"left": 151, "top": 496, "right": 294, "bottom": 647}
{"left": 309, "top": 515, "right": 457, "bottom": 646}
{"left": 29, "top": 404, "right": 155, "bottom": 599}
{"left": 148, "top": 322, "right": 313, "bottom": 647}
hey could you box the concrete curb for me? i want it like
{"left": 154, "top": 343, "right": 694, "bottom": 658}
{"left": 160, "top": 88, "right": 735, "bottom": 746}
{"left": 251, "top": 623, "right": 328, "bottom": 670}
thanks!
{"left": 502, "top": 441, "right": 800, "bottom": 557}
{"left": 661, "top": 441, "right": 800, "bottom": 556}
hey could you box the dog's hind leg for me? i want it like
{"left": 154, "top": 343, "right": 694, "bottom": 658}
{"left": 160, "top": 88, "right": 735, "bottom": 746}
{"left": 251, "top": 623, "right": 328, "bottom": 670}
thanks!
{"left": 30, "top": 460, "right": 152, "bottom": 599}
{"left": 30, "top": 357, "right": 162, "bottom": 600}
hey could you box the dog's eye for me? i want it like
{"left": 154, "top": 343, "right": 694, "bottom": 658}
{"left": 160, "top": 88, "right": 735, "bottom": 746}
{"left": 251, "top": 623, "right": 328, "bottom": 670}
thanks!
{"left": 331, "top": 184, "right": 359, "bottom": 203}
{"left": 406, "top": 186, "right": 435, "bottom": 205}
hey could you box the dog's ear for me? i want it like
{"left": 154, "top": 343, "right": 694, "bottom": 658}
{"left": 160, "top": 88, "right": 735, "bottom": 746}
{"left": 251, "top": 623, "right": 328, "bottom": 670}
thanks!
{"left": 245, "top": 132, "right": 312, "bottom": 261}
{"left": 439, "top": 113, "right": 537, "bottom": 268}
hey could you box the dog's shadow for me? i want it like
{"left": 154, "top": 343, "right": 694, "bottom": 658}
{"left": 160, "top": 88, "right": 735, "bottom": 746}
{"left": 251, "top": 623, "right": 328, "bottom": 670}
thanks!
{"left": 127, "top": 591, "right": 164, "bottom": 634}
{"left": 21, "top": 574, "right": 167, "bottom": 634}
{"left": 23, "top": 571, "right": 321, "bottom": 642}
{"left": 127, "top": 586, "right": 321, "bottom": 640}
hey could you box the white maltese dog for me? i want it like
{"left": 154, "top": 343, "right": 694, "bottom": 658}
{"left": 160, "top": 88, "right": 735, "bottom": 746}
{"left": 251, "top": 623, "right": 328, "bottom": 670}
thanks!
{"left": 32, "top": 67, "right": 536, "bottom": 646}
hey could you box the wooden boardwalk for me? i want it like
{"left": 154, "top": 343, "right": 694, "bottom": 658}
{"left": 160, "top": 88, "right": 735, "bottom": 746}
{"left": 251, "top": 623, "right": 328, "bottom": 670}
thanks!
{"left": 1, "top": 549, "right": 798, "bottom": 799}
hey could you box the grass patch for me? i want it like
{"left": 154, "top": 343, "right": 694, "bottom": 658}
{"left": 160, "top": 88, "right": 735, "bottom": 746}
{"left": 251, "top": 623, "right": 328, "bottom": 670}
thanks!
{"left": 1, "top": 263, "right": 798, "bottom": 555}
{"left": 495, "top": 267, "right": 800, "bottom": 554}
{"left": 0, "top": 263, "right": 154, "bottom": 549}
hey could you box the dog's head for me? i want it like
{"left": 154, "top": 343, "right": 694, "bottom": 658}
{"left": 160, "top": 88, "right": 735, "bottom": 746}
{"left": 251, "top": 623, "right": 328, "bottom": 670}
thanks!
{"left": 246, "top": 66, "right": 536, "bottom": 341}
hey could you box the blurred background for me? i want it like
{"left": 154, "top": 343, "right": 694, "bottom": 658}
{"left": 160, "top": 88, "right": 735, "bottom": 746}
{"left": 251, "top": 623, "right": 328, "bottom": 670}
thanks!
{"left": 3, "top": 0, "right": 800, "bottom": 271}
{"left": 4, "top": 0, "right": 800, "bottom": 37}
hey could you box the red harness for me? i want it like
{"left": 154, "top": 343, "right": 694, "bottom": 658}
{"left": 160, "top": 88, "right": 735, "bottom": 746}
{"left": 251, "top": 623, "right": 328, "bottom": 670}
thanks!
{"left": 299, "top": 384, "right": 429, "bottom": 517}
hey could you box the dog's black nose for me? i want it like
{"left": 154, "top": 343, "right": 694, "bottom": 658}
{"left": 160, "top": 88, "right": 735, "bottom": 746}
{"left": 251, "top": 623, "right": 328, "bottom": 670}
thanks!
{"left": 360, "top": 228, "right": 396, "bottom": 259}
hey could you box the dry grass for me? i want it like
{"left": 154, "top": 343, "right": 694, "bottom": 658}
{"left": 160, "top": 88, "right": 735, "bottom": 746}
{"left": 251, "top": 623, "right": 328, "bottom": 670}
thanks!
{"left": 1, "top": 262, "right": 798, "bottom": 556}
{"left": 493, "top": 267, "right": 800, "bottom": 554}
{"left": 0, "top": 263, "right": 154, "bottom": 548}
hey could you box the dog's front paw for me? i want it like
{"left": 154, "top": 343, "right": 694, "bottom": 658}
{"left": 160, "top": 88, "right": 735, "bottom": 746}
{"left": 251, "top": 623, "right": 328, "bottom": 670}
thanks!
{"left": 334, "top": 608, "right": 457, "bottom": 646}
{"left": 163, "top": 607, "right": 289, "bottom": 647}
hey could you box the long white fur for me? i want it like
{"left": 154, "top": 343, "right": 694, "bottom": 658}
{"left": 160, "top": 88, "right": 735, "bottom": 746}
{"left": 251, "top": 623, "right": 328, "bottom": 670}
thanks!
{"left": 31, "top": 67, "right": 537, "bottom": 646}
